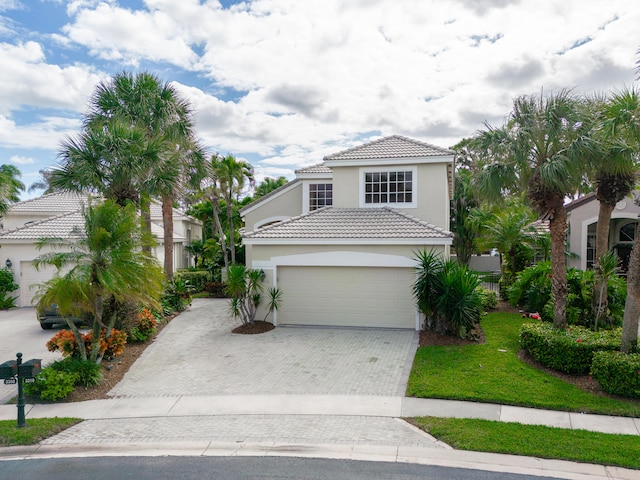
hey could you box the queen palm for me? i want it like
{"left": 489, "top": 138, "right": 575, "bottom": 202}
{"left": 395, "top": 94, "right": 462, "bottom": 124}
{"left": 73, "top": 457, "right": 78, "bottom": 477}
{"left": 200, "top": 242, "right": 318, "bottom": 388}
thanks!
{"left": 472, "top": 90, "right": 590, "bottom": 328}
{"left": 33, "top": 200, "right": 164, "bottom": 364}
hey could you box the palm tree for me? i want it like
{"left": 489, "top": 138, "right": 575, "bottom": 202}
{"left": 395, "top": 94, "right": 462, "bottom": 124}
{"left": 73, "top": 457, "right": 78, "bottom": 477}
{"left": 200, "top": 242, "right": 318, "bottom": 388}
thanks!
{"left": 33, "top": 200, "right": 164, "bottom": 364}
{"left": 450, "top": 168, "right": 480, "bottom": 267}
{"left": 472, "top": 90, "right": 590, "bottom": 328}
{"left": 253, "top": 176, "right": 288, "bottom": 199}
{"left": 53, "top": 71, "right": 204, "bottom": 279}
{"left": 0, "top": 164, "right": 24, "bottom": 215}
{"left": 212, "top": 154, "right": 254, "bottom": 265}
{"left": 28, "top": 169, "right": 56, "bottom": 195}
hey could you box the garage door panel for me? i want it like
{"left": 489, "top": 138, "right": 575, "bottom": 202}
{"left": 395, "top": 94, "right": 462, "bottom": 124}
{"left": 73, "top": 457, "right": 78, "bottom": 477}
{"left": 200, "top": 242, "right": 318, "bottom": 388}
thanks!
{"left": 20, "top": 262, "right": 57, "bottom": 307}
{"left": 277, "top": 266, "right": 415, "bottom": 328}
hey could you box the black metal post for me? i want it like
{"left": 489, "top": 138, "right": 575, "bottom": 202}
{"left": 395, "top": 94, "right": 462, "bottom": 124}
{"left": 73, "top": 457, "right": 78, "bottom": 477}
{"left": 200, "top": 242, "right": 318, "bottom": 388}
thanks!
{"left": 16, "top": 352, "right": 25, "bottom": 428}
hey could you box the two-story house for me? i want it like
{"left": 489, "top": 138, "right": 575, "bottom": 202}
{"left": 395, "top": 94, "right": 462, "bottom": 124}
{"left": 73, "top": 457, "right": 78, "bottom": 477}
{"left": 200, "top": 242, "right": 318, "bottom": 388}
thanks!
{"left": 0, "top": 191, "right": 202, "bottom": 307}
{"left": 240, "top": 135, "right": 454, "bottom": 330}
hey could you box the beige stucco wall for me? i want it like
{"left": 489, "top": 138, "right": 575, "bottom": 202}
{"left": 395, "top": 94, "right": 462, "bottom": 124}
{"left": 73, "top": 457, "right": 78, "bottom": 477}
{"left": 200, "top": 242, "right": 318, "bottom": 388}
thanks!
{"left": 242, "top": 183, "right": 303, "bottom": 232}
{"left": 331, "top": 162, "right": 450, "bottom": 229}
{"left": 2, "top": 213, "right": 54, "bottom": 231}
{"left": 566, "top": 197, "right": 640, "bottom": 270}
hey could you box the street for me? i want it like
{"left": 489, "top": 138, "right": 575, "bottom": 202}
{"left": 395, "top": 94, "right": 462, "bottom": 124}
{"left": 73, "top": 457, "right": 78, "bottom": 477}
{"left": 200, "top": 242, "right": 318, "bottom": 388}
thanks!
{"left": 0, "top": 456, "right": 562, "bottom": 480}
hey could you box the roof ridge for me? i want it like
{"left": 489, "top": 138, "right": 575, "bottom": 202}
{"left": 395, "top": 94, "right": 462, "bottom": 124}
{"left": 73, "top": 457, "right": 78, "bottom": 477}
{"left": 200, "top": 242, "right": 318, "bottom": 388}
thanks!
{"left": 323, "top": 135, "right": 454, "bottom": 161}
{"left": 242, "top": 205, "right": 329, "bottom": 235}
{"left": 383, "top": 206, "right": 451, "bottom": 235}
{"left": 8, "top": 191, "right": 88, "bottom": 209}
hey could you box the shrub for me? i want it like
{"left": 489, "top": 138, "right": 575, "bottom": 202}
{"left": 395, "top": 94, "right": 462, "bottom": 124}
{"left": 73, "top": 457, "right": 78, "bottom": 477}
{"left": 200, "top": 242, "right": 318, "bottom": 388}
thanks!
{"left": 24, "top": 367, "right": 79, "bottom": 401}
{"left": 50, "top": 357, "right": 103, "bottom": 387}
{"left": 591, "top": 351, "right": 640, "bottom": 398}
{"left": 161, "top": 279, "right": 192, "bottom": 314}
{"left": 204, "top": 281, "right": 227, "bottom": 297}
{"left": 519, "top": 322, "right": 621, "bottom": 374}
{"left": 47, "top": 328, "right": 127, "bottom": 361}
{"left": 175, "top": 270, "right": 210, "bottom": 293}
{"left": 128, "top": 308, "right": 157, "bottom": 343}
{"left": 509, "top": 262, "right": 626, "bottom": 328}
{"left": 477, "top": 288, "right": 498, "bottom": 311}
{"left": 413, "top": 250, "right": 483, "bottom": 339}
{"left": 0, "top": 267, "right": 18, "bottom": 310}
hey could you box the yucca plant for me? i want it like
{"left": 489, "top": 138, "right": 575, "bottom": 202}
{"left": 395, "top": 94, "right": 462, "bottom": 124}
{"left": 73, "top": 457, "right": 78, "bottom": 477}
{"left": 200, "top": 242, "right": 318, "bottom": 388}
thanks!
{"left": 225, "top": 264, "right": 282, "bottom": 325}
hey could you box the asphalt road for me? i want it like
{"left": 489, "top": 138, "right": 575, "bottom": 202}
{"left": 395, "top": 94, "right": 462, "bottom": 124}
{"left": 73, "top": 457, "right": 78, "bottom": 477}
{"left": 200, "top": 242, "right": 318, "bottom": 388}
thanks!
{"left": 0, "top": 456, "right": 563, "bottom": 480}
{"left": 0, "top": 307, "right": 62, "bottom": 403}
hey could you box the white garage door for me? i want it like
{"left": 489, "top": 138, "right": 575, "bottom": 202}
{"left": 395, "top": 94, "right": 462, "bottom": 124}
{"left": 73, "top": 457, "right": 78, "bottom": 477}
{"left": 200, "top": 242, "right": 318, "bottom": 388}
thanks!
{"left": 19, "top": 261, "right": 56, "bottom": 307}
{"left": 276, "top": 266, "right": 416, "bottom": 328}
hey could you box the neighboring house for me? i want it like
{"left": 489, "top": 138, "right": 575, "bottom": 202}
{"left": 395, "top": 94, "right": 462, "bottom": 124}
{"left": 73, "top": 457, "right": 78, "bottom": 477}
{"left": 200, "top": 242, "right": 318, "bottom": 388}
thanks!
{"left": 240, "top": 135, "right": 454, "bottom": 330}
{"left": 0, "top": 192, "right": 202, "bottom": 307}
{"left": 565, "top": 192, "right": 640, "bottom": 273}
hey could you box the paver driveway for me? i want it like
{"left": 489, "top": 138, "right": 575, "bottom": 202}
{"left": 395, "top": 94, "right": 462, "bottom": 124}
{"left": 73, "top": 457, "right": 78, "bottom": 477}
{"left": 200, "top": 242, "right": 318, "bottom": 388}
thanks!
{"left": 110, "top": 298, "right": 418, "bottom": 398}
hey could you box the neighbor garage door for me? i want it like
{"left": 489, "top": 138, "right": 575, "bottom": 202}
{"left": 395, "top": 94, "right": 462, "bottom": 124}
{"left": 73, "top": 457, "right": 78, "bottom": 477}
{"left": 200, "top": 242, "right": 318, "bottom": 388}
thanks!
{"left": 276, "top": 266, "right": 416, "bottom": 328}
{"left": 19, "top": 261, "right": 56, "bottom": 307}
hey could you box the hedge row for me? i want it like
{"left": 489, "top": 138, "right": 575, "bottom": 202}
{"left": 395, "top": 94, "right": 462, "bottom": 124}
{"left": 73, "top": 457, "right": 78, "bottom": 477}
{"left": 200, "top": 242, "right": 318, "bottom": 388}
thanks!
{"left": 519, "top": 322, "right": 621, "bottom": 374}
{"left": 174, "top": 270, "right": 210, "bottom": 292}
{"left": 590, "top": 351, "right": 640, "bottom": 399}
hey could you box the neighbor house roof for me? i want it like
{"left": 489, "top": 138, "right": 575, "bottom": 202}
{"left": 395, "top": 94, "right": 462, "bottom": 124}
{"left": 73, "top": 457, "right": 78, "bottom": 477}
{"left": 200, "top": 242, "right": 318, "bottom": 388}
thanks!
{"left": 242, "top": 207, "right": 453, "bottom": 243}
{"left": 0, "top": 210, "right": 86, "bottom": 241}
{"left": 6, "top": 192, "right": 93, "bottom": 214}
{"left": 295, "top": 162, "right": 332, "bottom": 174}
{"left": 324, "top": 135, "right": 455, "bottom": 161}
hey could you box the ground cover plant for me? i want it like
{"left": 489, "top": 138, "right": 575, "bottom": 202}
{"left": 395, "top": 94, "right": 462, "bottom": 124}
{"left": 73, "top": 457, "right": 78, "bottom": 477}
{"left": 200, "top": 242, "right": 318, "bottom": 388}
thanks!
{"left": 410, "top": 416, "right": 640, "bottom": 470}
{"left": 0, "top": 418, "right": 81, "bottom": 446}
{"left": 407, "top": 311, "right": 640, "bottom": 417}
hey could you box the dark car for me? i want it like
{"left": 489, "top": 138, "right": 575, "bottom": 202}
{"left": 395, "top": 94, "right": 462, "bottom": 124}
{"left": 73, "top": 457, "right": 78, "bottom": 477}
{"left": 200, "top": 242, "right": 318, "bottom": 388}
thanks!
{"left": 37, "top": 304, "right": 92, "bottom": 330}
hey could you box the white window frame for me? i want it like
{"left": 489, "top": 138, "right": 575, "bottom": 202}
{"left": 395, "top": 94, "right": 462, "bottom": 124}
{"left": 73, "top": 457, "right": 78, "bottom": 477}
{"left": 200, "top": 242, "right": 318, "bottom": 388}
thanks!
{"left": 308, "top": 183, "right": 333, "bottom": 211}
{"left": 359, "top": 166, "right": 417, "bottom": 208}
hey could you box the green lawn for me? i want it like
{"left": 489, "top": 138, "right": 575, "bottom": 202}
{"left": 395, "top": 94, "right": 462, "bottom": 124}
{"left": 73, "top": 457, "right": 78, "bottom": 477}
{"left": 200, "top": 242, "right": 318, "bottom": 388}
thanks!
{"left": 411, "top": 416, "right": 640, "bottom": 470}
{"left": 0, "top": 418, "right": 81, "bottom": 447}
{"left": 407, "top": 312, "right": 640, "bottom": 417}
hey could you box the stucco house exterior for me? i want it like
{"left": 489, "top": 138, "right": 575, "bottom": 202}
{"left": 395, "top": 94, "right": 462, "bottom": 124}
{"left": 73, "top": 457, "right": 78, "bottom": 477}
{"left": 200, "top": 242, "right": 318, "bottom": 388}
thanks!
{"left": 565, "top": 192, "right": 640, "bottom": 274}
{"left": 240, "top": 135, "right": 454, "bottom": 330}
{"left": 0, "top": 192, "right": 202, "bottom": 307}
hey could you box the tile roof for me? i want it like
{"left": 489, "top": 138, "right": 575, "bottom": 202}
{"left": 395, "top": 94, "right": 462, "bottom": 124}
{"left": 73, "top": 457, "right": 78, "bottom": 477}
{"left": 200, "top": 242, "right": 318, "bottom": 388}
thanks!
{"left": 7, "top": 192, "right": 93, "bottom": 214}
{"left": 242, "top": 207, "right": 452, "bottom": 240}
{"left": 0, "top": 210, "right": 85, "bottom": 240}
{"left": 294, "top": 162, "right": 332, "bottom": 174}
{"left": 324, "top": 135, "right": 454, "bottom": 161}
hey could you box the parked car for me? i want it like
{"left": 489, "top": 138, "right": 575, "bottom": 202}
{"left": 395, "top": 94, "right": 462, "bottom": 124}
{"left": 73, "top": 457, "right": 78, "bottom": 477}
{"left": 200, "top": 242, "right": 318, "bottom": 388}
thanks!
{"left": 36, "top": 304, "right": 92, "bottom": 330}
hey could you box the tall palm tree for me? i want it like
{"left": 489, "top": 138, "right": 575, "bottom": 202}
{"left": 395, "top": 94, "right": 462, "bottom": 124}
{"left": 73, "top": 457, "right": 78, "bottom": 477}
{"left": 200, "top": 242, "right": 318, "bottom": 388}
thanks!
{"left": 0, "top": 164, "right": 24, "bottom": 215}
{"left": 213, "top": 154, "right": 254, "bottom": 265}
{"left": 33, "top": 200, "right": 164, "bottom": 364}
{"left": 600, "top": 87, "right": 640, "bottom": 352}
{"left": 53, "top": 71, "right": 204, "bottom": 279}
{"left": 253, "top": 176, "right": 288, "bottom": 199}
{"left": 28, "top": 169, "right": 55, "bottom": 195}
{"left": 472, "top": 90, "right": 590, "bottom": 328}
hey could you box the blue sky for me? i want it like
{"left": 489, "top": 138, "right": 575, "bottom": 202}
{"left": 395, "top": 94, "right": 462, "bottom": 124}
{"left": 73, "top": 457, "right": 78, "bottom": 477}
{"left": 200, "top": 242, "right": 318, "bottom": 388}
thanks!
{"left": 1, "top": 0, "right": 638, "bottom": 199}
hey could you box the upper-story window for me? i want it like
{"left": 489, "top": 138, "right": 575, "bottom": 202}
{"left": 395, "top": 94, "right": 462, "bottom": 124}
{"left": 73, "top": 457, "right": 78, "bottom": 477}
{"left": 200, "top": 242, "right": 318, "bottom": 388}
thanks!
{"left": 309, "top": 183, "right": 333, "bottom": 211}
{"left": 363, "top": 169, "right": 413, "bottom": 205}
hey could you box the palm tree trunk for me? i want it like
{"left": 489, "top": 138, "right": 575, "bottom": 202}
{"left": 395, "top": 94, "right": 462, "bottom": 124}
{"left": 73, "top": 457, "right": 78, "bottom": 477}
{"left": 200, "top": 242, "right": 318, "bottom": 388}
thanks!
{"left": 549, "top": 206, "right": 568, "bottom": 329}
{"left": 90, "top": 290, "right": 104, "bottom": 363}
{"left": 227, "top": 189, "right": 236, "bottom": 264}
{"left": 593, "top": 201, "right": 615, "bottom": 325}
{"left": 211, "top": 194, "right": 229, "bottom": 271}
{"left": 140, "top": 193, "right": 153, "bottom": 255}
{"left": 162, "top": 194, "right": 174, "bottom": 281}
{"left": 622, "top": 223, "right": 640, "bottom": 352}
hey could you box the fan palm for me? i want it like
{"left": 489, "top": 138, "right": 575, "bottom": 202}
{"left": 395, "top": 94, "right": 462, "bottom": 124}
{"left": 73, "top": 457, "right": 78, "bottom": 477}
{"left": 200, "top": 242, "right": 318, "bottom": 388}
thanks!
{"left": 0, "top": 164, "right": 25, "bottom": 216}
{"left": 472, "top": 90, "right": 590, "bottom": 328}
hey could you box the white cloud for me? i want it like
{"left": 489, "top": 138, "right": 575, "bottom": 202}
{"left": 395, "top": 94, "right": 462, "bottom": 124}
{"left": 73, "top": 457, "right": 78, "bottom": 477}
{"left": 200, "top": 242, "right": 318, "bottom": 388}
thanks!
{"left": 9, "top": 154, "right": 35, "bottom": 165}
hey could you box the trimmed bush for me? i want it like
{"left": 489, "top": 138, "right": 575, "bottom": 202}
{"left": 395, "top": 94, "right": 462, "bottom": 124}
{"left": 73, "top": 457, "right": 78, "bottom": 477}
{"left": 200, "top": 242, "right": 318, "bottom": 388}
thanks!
{"left": 50, "top": 357, "right": 103, "bottom": 387}
{"left": 478, "top": 288, "right": 498, "bottom": 311}
{"left": 591, "top": 351, "right": 640, "bottom": 399}
{"left": 519, "top": 322, "right": 621, "bottom": 374}
{"left": 175, "top": 270, "right": 210, "bottom": 293}
{"left": 204, "top": 281, "right": 227, "bottom": 297}
{"left": 24, "top": 367, "right": 79, "bottom": 401}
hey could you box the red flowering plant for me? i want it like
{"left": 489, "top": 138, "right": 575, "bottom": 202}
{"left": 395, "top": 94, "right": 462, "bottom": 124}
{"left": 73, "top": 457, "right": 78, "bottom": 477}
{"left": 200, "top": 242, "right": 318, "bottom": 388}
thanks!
{"left": 128, "top": 308, "right": 158, "bottom": 343}
{"left": 47, "top": 328, "right": 127, "bottom": 361}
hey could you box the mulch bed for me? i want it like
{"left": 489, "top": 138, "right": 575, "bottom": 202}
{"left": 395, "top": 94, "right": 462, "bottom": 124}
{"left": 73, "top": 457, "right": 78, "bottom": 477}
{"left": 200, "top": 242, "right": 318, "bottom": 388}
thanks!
{"left": 232, "top": 321, "right": 275, "bottom": 334}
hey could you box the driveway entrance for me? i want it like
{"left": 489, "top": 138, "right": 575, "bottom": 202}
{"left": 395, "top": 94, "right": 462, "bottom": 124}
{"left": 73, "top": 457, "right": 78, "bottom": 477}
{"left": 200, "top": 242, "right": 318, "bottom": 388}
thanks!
{"left": 109, "top": 298, "right": 418, "bottom": 398}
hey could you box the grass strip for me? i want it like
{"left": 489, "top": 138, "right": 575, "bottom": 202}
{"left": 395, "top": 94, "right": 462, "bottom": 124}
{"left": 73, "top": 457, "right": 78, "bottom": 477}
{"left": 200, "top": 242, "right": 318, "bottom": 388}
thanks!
{"left": 0, "top": 418, "right": 81, "bottom": 447}
{"left": 411, "top": 416, "right": 640, "bottom": 470}
{"left": 407, "top": 312, "right": 640, "bottom": 417}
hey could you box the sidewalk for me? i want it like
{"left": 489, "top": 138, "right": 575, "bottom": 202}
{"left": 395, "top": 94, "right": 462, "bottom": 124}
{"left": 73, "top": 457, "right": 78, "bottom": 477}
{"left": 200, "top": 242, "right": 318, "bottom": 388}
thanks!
{"left": 1, "top": 395, "right": 638, "bottom": 479}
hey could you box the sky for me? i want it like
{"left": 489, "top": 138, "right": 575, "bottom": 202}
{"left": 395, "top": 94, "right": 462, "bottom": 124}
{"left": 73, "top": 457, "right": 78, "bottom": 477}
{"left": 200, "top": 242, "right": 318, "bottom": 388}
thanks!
{"left": 1, "top": 0, "right": 639, "bottom": 199}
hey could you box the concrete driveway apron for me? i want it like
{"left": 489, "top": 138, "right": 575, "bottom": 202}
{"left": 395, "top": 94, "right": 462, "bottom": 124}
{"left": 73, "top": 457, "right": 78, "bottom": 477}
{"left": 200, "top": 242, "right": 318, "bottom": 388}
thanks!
{"left": 109, "top": 298, "right": 419, "bottom": 398}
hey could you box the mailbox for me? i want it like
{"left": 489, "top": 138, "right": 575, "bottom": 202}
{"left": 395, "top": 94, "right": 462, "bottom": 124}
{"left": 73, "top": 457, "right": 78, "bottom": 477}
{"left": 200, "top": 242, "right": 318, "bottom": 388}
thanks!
{"left": 18, "top": 359, "right": 41, "bottom": 378}
{"left": 0, "top": 360, "right": 17, "bottom": 379}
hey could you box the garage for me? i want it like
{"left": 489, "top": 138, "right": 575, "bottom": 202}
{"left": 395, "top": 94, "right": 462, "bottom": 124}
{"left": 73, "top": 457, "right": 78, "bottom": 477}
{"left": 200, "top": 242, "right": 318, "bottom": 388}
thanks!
{"left": 276, "top": 265, "right": 417, "bottom": 328}
{"left": 19, "top": 261, "right": 56, "bottom": 307}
